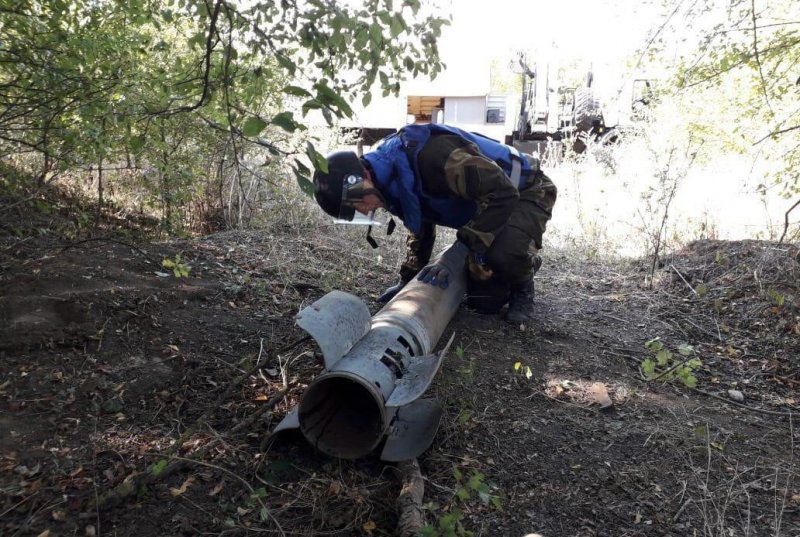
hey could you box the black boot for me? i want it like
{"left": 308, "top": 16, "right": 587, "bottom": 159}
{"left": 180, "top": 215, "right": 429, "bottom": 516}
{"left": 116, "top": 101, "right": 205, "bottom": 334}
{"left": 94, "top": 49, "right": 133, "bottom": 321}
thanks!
{"left": 378, "top": 279, "right": 409, "bottom": 303}
{"left": 531, "top": 253, "right": 542, "bottom": 274}
{"left": 505, "top": 279, "right": 535, "bottom": 324}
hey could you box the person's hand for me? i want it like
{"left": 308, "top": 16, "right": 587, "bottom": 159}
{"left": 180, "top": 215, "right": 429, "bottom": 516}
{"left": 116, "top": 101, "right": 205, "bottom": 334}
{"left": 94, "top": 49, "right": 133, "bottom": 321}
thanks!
{"left": 417, "top": 241, "right": 470, "bottom": 289}
{"left": 417, "top": 261, "right": 453, "bottom": 288}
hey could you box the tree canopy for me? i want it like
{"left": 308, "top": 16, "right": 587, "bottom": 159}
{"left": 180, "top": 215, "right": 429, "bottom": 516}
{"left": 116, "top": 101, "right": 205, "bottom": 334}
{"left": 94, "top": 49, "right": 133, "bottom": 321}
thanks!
{"left": 651, "top": 0, "right": 800, "bottom": 197}
{"left": 0, "top": 0, "right": 448, "bottom": 228}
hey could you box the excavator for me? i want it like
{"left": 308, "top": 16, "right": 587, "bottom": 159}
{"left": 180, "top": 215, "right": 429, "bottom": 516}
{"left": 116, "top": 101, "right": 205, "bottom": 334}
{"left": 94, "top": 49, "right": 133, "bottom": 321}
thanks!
{"left": 506, "top": 54, "right": 654, "bottom": 163}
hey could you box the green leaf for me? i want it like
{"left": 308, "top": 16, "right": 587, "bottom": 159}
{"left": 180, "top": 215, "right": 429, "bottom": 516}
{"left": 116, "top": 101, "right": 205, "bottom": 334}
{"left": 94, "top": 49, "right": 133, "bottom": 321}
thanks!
{"left": 270, "top": 112, "right": 297, "bottom": 133}
{"left": 644, "top": 338, "right": 663, "bottom": 352}
{"left": 390, "top": 15, "right": 404, "bottom": 38}
{"left": 242, "top": 116, "right": 267, "bottom": 137}
{"left": 306, "top": 142, "right": 328, "bottom": 173}
{"left": 641, "top": 358, "right": 655, "bottom": 377}
{"left": 452, "top": 465, "right": 463, "bottom": 482}
{"left": 150, "top": 459, "right": 169, "bottom": 476}
{"left": 275, "top": 54, "right": 296, "bottom": 75}
{"left": 301, "top": 99, "right": 323, "bottom": 116}
{"left": 282, "top": 85, "right": 311, "bottom": 97}
{"left": 130, "top": 135, "right": 145, "bottom": 152}
{"left": 467, "top": 471, "right": 485, "bottom": 490}
{"left": 293, "top": 158, "right": 310, "bottom": 176}
{"left": 294, "top": 168, "right": 314, "bottom": 196}
{"left": 455, "top": 486, "right": 470, "bottom": 501}
{"left": 314, "top": 82, "right": 353, "bottom": 118}
{"left": 656, "top": 349, "right": 672, "bottom": 367}
{"left": 513, "top": 361, "right": 521, "bottom": 371}
{"left": 682, "top": 374, "right": 698, "bottom": 388}
{"left": 362, "top": 92, "right": 372, "bottom": 107}
{"left": 418, "top": 526, "right": 436, "bottom": 537}
{"left": 369, "top": 24, "right": 382, "bottom": 46}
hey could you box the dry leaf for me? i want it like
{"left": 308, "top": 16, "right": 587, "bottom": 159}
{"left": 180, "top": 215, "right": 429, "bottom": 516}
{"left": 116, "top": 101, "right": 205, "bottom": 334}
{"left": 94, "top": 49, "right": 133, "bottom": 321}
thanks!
{"left": 589, "top": 382, "right": 613, "bottom": 409}
{"left": 37, "top": 530, "right": 51, "bottom": 537}
{"left": 169, "top": 476, "right": 195, "bottom": 496}
{"left": 362, "top": 520, "right": 377, "bottom": 535}
{"left": 52, "top": 510, "right": 66, "bottom": 521}
{"left": 208, "top": 481, "right": 225, "bottom": 496}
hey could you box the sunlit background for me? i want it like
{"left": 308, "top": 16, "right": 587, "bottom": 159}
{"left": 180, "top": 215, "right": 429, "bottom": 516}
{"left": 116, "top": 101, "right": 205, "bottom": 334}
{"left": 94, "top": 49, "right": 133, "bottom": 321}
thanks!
{"left": 342, "top": 0, "right": 795, "bottom": 256}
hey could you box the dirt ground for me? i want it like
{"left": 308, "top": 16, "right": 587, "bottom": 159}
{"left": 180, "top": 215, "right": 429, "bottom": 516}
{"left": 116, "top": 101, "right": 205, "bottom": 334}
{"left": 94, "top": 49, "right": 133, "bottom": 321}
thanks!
{"left": 1, "top": 194, "right": 799, "bottom": 537}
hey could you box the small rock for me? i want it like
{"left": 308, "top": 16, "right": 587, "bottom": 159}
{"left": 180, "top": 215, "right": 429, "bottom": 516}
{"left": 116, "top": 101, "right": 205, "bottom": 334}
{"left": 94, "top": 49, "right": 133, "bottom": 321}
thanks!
{"left": 728, "top": 389, "right": 744, "bottom": 402}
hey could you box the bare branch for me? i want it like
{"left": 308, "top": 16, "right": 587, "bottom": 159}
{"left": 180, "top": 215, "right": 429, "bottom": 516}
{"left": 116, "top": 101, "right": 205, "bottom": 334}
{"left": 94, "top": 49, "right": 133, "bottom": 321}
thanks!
{"left": 778, "top": 197, "right": 800, "bottom": 244}
{"left": 754, "top": 124, "right": 800, "bottom": 145}
{"left": 157, "top": 0, "right": 223, "bottom": 116}
{"left": 750, "top": 0, "right": 773, "bottom": 115}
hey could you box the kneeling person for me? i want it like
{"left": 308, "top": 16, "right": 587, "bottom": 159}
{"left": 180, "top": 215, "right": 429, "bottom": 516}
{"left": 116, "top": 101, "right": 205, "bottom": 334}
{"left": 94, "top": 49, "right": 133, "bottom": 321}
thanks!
{"left": 312, "top": 123, "right": 557, "bottom": 324}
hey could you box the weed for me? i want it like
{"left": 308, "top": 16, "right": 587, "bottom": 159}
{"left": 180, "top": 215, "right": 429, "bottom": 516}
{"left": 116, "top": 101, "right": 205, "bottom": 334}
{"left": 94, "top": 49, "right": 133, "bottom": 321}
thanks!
{"left": 766, "top": 289, "right": 785, "bottom": 307}
{"left": 421, "top": 466, "right": 504, "bottom": 537}
{"left": 641, "top": 338, "right": 702, "bottom": 388}
{"left": 162, "top": 253, "right": 191, "bottom": 278}
{"left": 513, "top": 361, "right": 533, "bottom": 379}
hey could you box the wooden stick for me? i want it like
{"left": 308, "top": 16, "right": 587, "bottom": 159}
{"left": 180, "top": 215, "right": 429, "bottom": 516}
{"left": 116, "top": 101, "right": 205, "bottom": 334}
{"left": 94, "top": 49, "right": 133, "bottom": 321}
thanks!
{"left": 396, "top": 459, "right": 425, "bottom": 537}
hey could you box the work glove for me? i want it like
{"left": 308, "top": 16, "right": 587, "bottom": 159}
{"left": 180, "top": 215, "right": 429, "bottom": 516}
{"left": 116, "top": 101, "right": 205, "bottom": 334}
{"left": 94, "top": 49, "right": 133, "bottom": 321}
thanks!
{"left": 417, "top": 241, "right": 470, "bottom": 289}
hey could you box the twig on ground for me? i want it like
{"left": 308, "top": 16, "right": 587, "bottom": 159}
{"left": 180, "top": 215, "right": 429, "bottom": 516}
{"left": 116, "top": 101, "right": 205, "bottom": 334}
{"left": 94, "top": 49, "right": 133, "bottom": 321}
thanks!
{"left": 0, "top": 492, "right": 39, "bottom": 519}
{"left": 530, "top": 390, "right": 601, "bottom": 414}
{"left": 58, "top": 236, "right": 152, "bottom": 259}
{"left": 150, "top": 454, "right": 286, "bottom": 537}
{"left": 670, "top": 263, "right": 697, "bottom": 295}
{"left": 90, "top": 338, "right": 306, "bottom": 511}
{"left": 691, "top": 388, "right": 795, "bottom": 417}
{"left": 396, "top": 459, "right": 425, "bottom": 537}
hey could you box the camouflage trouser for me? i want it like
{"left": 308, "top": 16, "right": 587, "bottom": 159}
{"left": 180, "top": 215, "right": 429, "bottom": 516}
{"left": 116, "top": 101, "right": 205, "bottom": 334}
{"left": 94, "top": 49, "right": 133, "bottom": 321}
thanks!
{"left": 398, "top": 222, "right": 437, "bottom": 283}
{"left": 397, "top": 168, "right": 557, "bottom": 286}
{"left": 484, "top": 167, "right": 557, "bottom": 285}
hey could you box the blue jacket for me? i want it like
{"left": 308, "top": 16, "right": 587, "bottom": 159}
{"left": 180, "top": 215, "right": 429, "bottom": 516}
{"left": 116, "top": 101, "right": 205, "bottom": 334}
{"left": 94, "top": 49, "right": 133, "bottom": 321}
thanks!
{"left": 362, "top": 123, "right": 531, "bottom": 235}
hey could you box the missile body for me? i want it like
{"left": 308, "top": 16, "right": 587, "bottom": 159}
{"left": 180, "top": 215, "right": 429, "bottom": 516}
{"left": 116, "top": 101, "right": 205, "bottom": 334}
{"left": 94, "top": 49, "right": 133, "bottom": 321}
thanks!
{"left": 275, "top": 245, "right": 467, "bottom": 461}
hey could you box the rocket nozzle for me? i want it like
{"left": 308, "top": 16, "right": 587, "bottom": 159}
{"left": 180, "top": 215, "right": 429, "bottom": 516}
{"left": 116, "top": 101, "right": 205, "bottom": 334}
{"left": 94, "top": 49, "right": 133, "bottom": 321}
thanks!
{"left": 298, "top": 372, "right": 387, "bottom": 459}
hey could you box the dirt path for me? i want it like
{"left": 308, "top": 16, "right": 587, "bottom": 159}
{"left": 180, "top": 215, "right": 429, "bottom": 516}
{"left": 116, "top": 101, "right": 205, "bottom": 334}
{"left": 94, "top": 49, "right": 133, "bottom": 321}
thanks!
{"left": 1, "top": 224, "right": 798, "bottom": 536}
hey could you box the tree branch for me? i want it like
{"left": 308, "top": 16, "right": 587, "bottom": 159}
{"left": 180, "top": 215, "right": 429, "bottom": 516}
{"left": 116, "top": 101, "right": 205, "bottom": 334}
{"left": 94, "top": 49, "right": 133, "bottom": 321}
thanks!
{"left": 199, "top": 115, "right": 287, "bottom": 155}
{"left": 158, "top": 0, "right": 223, "bottom": 116}
{"left": 754, "top": 124, "right": 800, "bottom": 145}
{"left": 750, "top": 0, "right": 773, "bottom": 115}
{"left": 778, "top": 197, "right": 800, "bottom": 244}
